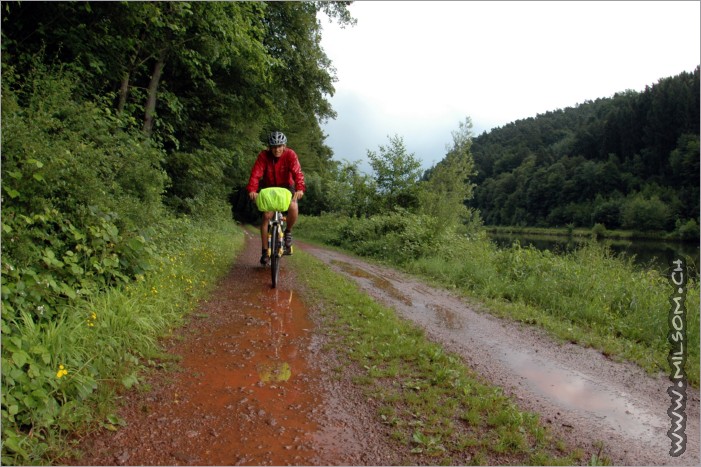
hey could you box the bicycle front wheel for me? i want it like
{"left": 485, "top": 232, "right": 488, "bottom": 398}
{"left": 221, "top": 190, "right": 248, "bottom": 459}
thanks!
{"left": 271, "top": 224, "right": 281, "bottom": 288}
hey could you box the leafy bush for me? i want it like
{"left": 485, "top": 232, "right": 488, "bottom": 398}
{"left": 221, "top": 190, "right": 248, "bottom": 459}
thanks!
{"left": 298, "top": 208, "right": 455, "bottom": 264}
{"left": 0, "top": 62, "right": 194, "bottom": 463}
{"left": 621, "top": 194, "right": 672, "bottom": 231}
{"left": 591, "top": 223, "right": 608, "bottom": 238}
{"left": 2, "top": 63, "right": 168, "bottom": 321}
{"left": 674, "top": 218, "right": 700, "bottom": 240}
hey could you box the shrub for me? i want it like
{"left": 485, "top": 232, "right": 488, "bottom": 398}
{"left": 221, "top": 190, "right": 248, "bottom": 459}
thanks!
{"left": 674, "top": 218, "right": 700, "bottom": 240}
{"left": 621, "top": 194, "right": 671, "bottom": 231}
{"left": 2, "top": 63, "right": 168, "bottom": 323}
{"left": 591, "top": 223, "right": 607, "bottom": 238}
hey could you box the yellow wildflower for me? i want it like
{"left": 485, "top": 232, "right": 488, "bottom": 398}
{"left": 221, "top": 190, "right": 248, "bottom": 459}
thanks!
{"left": 56, "top": 365, "right": 68, "bottom": 379}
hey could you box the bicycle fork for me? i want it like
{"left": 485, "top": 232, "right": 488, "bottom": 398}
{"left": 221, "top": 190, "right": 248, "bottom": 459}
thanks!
{"left": 267, "top": 216, "right": 286, "bottom": 259}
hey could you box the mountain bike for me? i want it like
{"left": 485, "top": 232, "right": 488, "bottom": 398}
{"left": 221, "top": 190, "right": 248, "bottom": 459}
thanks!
{"left": 257, "top": 188, "right": 293, "bottom": 288}
{"left": 267, "top": 210, "right": 293, "bottom": 288}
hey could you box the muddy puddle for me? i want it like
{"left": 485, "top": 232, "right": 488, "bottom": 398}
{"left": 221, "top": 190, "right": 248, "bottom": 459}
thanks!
{"left": 68, "top": 235, "right": 368, "bottom": 466}
{"left": 304, "top": 246, "right": 700, "bottom": 466}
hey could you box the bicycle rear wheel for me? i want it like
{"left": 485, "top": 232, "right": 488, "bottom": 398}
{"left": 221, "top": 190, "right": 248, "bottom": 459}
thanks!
{"left": 271, "top": 224, "right": 281, "bottom": 288}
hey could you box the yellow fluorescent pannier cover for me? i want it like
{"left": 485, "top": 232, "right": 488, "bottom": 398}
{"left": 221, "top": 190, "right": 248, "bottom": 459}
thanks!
{"left": 256, "top": 187, "right": 292, "bottom": 212}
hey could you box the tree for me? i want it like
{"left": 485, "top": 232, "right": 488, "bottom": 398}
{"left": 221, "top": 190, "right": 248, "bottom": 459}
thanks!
{"left": 621, "top": 194, "right": 672, "bottom": 231}
{"left": 419, "top": 117, "right": 477, "bottom": 225}
{"left": 367, "top": 135, "right": 423, "bottom": 212}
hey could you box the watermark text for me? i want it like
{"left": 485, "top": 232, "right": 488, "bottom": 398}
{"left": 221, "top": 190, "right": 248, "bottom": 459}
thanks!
{"left": 667, "top": 257, "right": 687, "bottom": 457}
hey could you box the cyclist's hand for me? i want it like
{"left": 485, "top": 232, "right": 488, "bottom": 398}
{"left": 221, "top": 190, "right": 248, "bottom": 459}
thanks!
{"left": 293, "top": 190, "right": 304, "bottom": 201}
{"left": 249, "top": 191, "right": 258, "bottom": 201}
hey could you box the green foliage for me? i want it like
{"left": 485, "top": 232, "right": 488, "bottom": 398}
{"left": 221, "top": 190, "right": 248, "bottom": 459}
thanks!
{"left": 591, "top": 223, "right": 608, "bottom": 238}
{"left": 298, "top": 209, "right": 455, "bottom": 264}
{"left": 367, "top": 135, "right": 424, "bottom": 212}
{"left": 673, "top": 218, "right": 700, "bottom": 240}
{"left": 297, "top": 216, "right": 700, "bottom": 388}
{"left": 470, "top": 68, "right": 700, "bottom": 230}
{"left": 621, "top": 194, "right": 672, "bottom": 231}
{"left": 2, "top": 64, "right": 167, "bottom": 231}
{"left": 2, "top": 65, "right": 167, "bottom": 324}
{"left": 420, "top": 117, "right": 477, "bottom": 224}
{"left": 322, "top": 160, "right": 379, "bottom": 217}
{"left": 1, "top": 218, "right": 244, "bottom": 464}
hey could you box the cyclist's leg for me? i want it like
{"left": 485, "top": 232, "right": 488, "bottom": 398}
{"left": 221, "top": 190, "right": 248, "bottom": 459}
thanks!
{"left": 260, "top": 211, "right": 273, "bottom": 263}
{"left": 286, "top": 200, "right": 298, "bottom": 230}
{"left": 284, "top": 186, "right": 298, "bottom": 231}
{"left": 283, "top": 187, "right": 297, "bottom": 253}
{"left": 260, "top": 211, "right": 274, "bottom": 246}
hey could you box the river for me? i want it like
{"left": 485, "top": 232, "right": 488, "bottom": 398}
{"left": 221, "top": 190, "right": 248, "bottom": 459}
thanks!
{"left": 488, "top": 232, "right": 700, "bottom": 277}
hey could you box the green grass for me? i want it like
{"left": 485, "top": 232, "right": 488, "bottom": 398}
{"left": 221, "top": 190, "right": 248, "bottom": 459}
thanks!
{"left": 408, "top": 239, "right": 700, "bottom": 386}
{"left": 1, "top": 217, "right": 244, "bottom": 465}
{"left": 486, "top": 225, "right": 635, "bottom": 239}
{"left": 289, "top": 251, "right": 588, "bottom": 465}
{"left": 296, "top": 215, "right": 700, "bottom": 388}
{"left": 485, "top": 225, "right": 696, "bottom": 241}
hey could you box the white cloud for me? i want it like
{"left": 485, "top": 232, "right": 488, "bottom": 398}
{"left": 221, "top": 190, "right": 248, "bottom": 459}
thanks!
{"left": 319, "top": 1, "right": 701, "bottom": 172}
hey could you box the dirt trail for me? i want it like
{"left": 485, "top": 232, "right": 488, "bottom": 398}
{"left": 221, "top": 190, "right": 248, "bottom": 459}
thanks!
{"left": 68, "top": 233, "right": 699, "bottom": 466}
{"left": 300, "top": 242, "right": 700, "bottom": 466}
{"left": 68, "top": 232, "right": 397, "bottom": 466}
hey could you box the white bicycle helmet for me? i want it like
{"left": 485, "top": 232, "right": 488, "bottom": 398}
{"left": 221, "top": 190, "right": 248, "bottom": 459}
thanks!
{"left": 268, "top": 131, "right": 287, "bottom": 146}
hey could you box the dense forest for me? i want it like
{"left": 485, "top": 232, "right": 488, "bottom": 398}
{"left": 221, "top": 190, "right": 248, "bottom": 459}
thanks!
{"left": 468, "top": 68, "right": 700, "bottom": 236}
{"left": 2, "top": 0, "right": 355, "bottom": 312}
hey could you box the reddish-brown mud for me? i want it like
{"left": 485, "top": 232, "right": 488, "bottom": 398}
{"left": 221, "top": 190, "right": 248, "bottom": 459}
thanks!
{"left": 67, "top": 231, "right": 399, "bottom": 466}
{"left": 67, "top": 230, "right": 699, "bottom": 466}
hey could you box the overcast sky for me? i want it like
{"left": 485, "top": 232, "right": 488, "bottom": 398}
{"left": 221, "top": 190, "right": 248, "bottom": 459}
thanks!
{"left": 318, "top": 1, "right": 700, "bottom": 173}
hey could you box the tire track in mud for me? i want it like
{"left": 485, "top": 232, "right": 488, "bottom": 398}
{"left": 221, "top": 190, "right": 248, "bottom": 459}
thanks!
{"left": 300, "top": 242, "right": 700, "bottom": 466}
{"left": 67, "top": 232, "right": 395, "bottom": 466}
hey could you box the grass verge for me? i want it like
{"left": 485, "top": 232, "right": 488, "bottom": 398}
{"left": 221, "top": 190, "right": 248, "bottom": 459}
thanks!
{"left": 1, "top": 217, "right": 244, "bottom": 465}
{"left": 485, "top": 225, "right": 699, "bottom": 241}
{"left": 296, "top": 214, "right": 700, "bottom": 388}
{"left": 289, "top": 250, "right": 590, "bottom": 465}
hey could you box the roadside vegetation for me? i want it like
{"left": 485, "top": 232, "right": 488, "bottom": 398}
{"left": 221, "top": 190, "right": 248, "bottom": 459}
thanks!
{"left": 3, "top": 3, "right": 697, "bottom": 464}
{"left": 2, "top": 212, "right": 244, "bottom": 464}
{"left": 2, "top": 3, "right": 352, "bottom": 463}
{"left": 290, "top": 250, "right": 585, "bottom": 465}
{"left": 296, "top": 215, "right": 700, "bottom": 388}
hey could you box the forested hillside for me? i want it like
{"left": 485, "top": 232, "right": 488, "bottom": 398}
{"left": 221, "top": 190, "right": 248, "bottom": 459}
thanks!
{"left": 468, "top": 68, "right": 700, "bottom": 236}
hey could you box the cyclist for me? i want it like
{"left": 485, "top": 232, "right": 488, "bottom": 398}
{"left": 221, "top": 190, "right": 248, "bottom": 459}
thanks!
{"left": 247, "top": 131, "right": 306, "bottom": 265}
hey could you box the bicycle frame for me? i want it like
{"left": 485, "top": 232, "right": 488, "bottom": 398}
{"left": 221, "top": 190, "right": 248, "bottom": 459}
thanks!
{"left": 267, "top": 211, "right": 286, "bottom": 288}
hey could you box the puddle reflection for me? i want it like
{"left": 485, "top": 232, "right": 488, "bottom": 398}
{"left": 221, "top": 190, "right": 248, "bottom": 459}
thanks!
{"left": 505, "top": 350, "right": 662, "bottom": 437}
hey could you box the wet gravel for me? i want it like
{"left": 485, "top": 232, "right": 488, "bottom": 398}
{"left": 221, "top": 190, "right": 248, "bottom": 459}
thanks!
{"left": 301, "top": 242, "right": 700, "bottom": 466}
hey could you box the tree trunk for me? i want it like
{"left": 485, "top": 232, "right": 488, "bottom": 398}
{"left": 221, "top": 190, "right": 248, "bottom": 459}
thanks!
{"left": 143, "top": 50, "right": 166, "bottom": 138}
{"left": 117, "top": 71, "right": 130, "bottom": 114}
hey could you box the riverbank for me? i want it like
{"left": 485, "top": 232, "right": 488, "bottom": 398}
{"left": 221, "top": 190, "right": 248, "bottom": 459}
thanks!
{"left": 485, "top": 225, "right": 700, "bottom": 242}
{"left": 295, "top": 214, "right": 700, "bottom": 387}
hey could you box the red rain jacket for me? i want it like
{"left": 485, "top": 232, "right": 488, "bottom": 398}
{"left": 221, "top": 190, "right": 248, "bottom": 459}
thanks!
{"left": 246, "top": 148, "right": 306, "bottom": 194}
